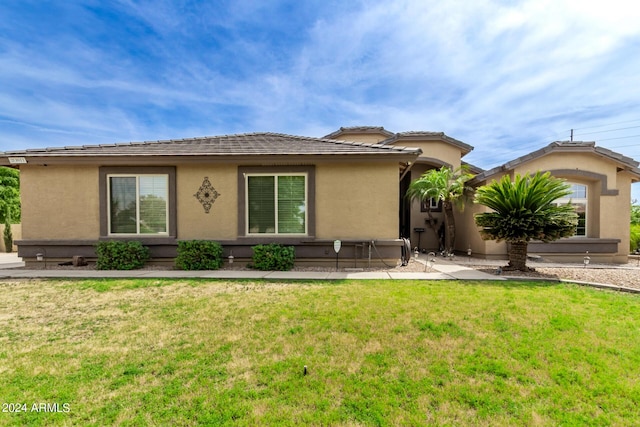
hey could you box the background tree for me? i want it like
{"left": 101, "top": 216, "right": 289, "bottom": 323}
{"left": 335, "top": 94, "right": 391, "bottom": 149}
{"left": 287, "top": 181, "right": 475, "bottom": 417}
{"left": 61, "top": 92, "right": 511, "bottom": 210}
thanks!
{"left": 474, "top": 171, "right": 578, "bottom": 271}
{"left": 0, "top": 167, "right": 20, "bottom": 223}
{"left": 630, "top": 201, "right": 640, "bottom": 252}
{"left": 406, "top": 166, "right": 474, "bottom": 254}
{"left": 0, "top": 167, "right": 20, "bottom": 252}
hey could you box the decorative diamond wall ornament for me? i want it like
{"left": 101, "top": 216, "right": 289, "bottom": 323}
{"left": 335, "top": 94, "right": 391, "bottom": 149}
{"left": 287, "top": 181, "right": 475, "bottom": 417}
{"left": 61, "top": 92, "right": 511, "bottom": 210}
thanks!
{"left": 194, "top": 177, "right": 220, "bottom": 214}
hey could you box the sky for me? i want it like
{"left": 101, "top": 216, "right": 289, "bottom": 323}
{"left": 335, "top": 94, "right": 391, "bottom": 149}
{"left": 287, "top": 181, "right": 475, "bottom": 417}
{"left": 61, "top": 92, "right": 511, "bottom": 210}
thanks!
{"left": 1, "top": 0, "right": 639, "bottom": 197}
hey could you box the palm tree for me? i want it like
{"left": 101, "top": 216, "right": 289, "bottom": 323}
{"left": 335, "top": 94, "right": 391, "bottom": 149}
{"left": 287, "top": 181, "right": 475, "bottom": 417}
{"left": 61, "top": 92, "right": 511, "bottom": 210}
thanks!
{"left": 406, "top": 166, "right": 474, "bottom": 254}
{"left": 474, "top": 171, "right": 578, "bottom": 271}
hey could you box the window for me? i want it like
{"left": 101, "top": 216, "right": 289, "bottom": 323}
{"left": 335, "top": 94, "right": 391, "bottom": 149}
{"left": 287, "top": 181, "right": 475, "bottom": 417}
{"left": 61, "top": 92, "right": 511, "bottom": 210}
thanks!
{"left": 554, "top": 183, "right": 587, "bottom": 236}
{"left": 108, "top": 175, "right": 169, "bottom": 235}
{"left": 420, "top": 197, "right": 442, "bottom": 212}
{"left": 246, "top": 174, "right": 307, "bottom": 235}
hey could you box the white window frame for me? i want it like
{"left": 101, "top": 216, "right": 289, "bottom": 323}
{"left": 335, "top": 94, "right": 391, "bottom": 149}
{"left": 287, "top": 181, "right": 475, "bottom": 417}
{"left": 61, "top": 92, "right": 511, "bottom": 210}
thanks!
{"left": 555, "top": 182, "right": 587, "bottom": 237}
{"left": 429, "top": 197, "right": 440, "bottom": 210}
{"left": 107, "top": 174, "right": 170, "bottom": 236}
{"left": 245, "top": 173, "right": 308, "bottom": 236}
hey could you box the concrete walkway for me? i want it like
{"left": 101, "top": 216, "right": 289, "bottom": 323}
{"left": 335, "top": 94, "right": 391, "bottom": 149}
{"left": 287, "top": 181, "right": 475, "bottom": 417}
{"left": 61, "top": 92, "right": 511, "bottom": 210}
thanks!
{"left": 0, "top": 252, "right": 503, "bottom": 281}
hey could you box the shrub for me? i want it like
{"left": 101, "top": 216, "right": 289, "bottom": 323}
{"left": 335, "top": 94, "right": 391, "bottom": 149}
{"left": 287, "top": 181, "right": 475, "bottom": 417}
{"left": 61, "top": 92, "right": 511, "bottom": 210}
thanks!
{"left": 96, "top": 241, "right": 150, "bottom": 270}
{"left": 175, "top": 240, "right": 223, "bottom": 270}
{"left": 3, "top": 219, "right": 12, "bottom": 253}
{"left": 631, "top": 224, "right": 640, "bottom": 252}
{"left": 252, "top": 243, "right": 295, "bottom": 271}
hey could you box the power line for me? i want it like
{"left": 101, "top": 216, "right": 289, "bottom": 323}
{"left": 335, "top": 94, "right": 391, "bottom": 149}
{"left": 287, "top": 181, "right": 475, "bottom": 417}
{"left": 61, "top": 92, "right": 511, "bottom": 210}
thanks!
{"left": 574, "top": 125, "right": 640, "bottom": 137}
{"left": 607, "top": 142, "right": 640, "bottom": 149}
{"left": 598, "top": 134, "right": 640, "bottom": 142}
{"left": 571, "top": 118, "right": 640, "bottom": 132}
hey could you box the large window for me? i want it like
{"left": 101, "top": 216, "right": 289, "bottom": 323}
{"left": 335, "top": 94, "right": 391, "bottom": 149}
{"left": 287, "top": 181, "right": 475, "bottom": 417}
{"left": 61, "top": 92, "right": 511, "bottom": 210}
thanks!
{"left": 555, "top": 183, "right": 587, "bottom": 236}
{"left": 246, "top": 174, "right": 307, "bottom": 235}
{"left": 108, "top": 175, "right": 169, "bottom": 235}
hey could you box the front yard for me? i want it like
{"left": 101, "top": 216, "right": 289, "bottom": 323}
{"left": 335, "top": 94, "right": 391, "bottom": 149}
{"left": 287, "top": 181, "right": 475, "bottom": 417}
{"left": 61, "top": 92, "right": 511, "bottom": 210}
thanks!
{"left": 1, "top": 279, "right": 639, "bottom": 426}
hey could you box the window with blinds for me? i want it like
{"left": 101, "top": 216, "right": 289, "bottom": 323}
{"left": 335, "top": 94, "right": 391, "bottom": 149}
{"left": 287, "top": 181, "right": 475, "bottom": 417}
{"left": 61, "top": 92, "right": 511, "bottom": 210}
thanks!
{"left": 247, "top": 174, "right": 306, "bottom": 235}
{"left": 108, "top": 175, "right": 169, "bottom": 235}
{"left": 554, "top": 183, "right": 587, "bottom": 237}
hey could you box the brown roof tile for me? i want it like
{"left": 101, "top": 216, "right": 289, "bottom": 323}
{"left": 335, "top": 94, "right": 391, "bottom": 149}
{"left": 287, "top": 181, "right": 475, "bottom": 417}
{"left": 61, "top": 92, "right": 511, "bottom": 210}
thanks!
{"left": 1, "top": 132, "right": 422, "bottom": 158}
{"left": 471, "top": 140, "right": 640, "bottom": 183}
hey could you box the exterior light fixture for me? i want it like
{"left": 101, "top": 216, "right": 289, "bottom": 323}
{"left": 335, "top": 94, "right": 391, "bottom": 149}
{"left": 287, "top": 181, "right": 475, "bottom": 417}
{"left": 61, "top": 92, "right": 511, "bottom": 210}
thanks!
{"left": 36, "top": 248, "right": 46, "bottom": 269}
{"left": 425, "top": 252, "right": 436, "bottom": 272}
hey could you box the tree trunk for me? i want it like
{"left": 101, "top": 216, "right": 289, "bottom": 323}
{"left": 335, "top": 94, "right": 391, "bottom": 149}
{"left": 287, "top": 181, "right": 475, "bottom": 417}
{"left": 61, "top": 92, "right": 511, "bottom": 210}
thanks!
{"left": 443, "top": 201, "right": 456, "bottom": 254}
{"left": 507, "top": 241, "right": 529, "bottom": 271}
{"left": 424, "top": 206, "right": 442, "bottom": 251}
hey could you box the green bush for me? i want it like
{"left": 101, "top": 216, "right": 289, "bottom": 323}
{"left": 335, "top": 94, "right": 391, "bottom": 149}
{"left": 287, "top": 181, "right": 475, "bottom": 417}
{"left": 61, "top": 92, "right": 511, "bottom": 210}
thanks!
{"left": 3, "top": 218, "right": 12, "bottom": 253}
{"left": 175, "top": 240, "right": 223, "bottom": 270}
{"left": 631, "top": 224, "right": 640, "bottom": 252}
{"left": 251, "top": 243, "right": 295, "bottom": 271}
{"left": 96, "top": 241, "right": 150, "bottom": 270}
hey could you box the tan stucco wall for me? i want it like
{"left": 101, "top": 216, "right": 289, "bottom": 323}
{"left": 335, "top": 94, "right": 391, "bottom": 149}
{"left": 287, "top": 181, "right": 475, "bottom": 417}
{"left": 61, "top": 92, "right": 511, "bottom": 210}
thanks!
{"left": 18, "top": 161, "right": 400, "bottom": 243}
{"left": 176, "top": 164, "right": 237, "bottom": 240}
{"left": 316, "top": 162, "right": 398, "bottom": 239}
{"left": 605, "top": 172, "right": 632, "bottom": 253}
{"left": 514, "top": 153, "right": 618, "bottom": 189}
{"left": 20, "top": 165, "right": 99, "bottom": 239}
{"left": 414, "top": 141, "right": 463, "bottom": 169}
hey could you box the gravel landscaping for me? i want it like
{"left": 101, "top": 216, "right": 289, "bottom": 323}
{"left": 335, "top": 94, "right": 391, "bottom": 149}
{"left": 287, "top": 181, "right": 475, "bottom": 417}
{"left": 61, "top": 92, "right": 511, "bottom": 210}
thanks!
{"left": 463, "top": 256, "right": 640, "bottom": 290}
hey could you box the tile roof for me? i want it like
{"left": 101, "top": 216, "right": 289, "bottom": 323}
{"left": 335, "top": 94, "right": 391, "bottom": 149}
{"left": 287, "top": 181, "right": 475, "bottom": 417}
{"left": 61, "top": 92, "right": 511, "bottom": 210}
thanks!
{"left": 380, "top": 131, "right": 474, "bottom": 155}
{"left": 0, "top": 132, "right": 422, "bottom": 158}
{"left": 323, "top": 126, "right": 396, "bottom": 139}
{"left": 472, "top": 140, "right": 640, "bottom": 183}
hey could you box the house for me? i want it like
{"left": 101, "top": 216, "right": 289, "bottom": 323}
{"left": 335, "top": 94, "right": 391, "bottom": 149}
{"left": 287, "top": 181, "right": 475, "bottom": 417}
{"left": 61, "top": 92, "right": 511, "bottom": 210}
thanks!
{"left": 462, "top": 141, "right": 640, "bottom": 263}
{"left": 326, "top": 127, "right": 640, "bottom": 263}
{"left": 0, "top": 133, "right": 421, "bottom": 266}
{"left": 1, "top": 128, "right": 638, "bottom": 266}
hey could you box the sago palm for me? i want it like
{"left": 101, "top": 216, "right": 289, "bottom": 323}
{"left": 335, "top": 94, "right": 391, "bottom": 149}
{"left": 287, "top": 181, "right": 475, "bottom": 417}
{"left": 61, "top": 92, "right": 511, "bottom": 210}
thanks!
{"left": 474, "top": 171, "right": 578, "bottom": 271}
{"left": 406, "top": 166, "right": 474, "bottom": 254}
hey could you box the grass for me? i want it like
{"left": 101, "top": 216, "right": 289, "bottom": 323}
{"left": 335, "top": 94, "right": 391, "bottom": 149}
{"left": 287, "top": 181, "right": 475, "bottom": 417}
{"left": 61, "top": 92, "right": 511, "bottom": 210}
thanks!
{"left": 0, "top": 278, "right": 639, "bottom": 426}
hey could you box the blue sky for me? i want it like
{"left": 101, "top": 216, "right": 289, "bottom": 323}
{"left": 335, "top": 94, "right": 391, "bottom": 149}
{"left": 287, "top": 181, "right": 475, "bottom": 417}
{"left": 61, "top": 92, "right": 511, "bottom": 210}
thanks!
{"left": 1, "top": 1, "right": 639, "bottom": 196}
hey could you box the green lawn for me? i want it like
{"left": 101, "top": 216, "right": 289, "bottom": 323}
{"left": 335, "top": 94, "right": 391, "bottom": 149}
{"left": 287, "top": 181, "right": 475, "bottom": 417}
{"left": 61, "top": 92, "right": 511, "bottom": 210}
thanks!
{"left": 1, "top": 279, "right": 639, "bottom": 426}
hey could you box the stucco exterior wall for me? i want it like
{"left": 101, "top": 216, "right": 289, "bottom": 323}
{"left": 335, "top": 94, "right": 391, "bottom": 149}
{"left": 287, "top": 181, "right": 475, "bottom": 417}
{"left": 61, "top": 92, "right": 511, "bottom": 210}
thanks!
{"left": 316, "top": 162, "right": 398, "bottom": 239}
{"left": 413, "top": 141, "right": 463, "bottom": 169}
{"left": 606, "top": 172, "right": 633, "bottom": 254}
{"left": 515, "top": 153, "right": 617, "bottom": 188}
{"left": 20, "top": 165, "right": 99, "bottom": 239}
{"left": 176, "top": 164, "right": 237, "bottom": 240}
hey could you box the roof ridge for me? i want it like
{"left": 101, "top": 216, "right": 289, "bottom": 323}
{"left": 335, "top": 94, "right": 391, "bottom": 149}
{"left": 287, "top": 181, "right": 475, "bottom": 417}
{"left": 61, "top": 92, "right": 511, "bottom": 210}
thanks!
{"left": 472, "top": 140, "right": 640, "bottom": 182}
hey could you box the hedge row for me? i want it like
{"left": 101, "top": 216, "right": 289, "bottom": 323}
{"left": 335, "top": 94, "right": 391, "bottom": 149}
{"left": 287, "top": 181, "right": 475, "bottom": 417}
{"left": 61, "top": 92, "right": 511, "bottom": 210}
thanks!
{"left": 94, "top": 240, "right": 295, "bottom": 271}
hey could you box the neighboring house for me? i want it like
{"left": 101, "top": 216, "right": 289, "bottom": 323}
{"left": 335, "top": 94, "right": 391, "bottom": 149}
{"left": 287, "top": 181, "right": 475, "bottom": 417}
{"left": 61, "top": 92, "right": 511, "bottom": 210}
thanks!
{"left": 1, "top": 128, "right": 638, "bottom": 266}
{"left": 0, "top": 133, "right": 420, "bottom": 266}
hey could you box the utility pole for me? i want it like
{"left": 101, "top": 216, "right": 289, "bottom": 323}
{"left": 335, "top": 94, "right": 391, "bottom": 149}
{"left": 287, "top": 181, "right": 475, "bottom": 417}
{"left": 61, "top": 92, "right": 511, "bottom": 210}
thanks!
{"left": 570, "top": 129, "right": 574, "bottom": 141}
